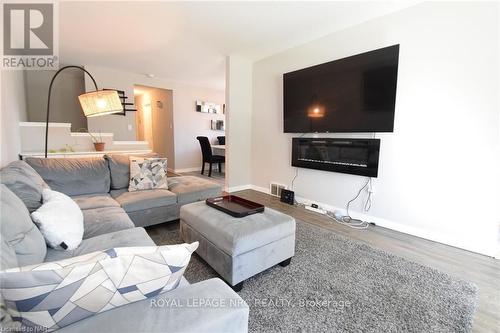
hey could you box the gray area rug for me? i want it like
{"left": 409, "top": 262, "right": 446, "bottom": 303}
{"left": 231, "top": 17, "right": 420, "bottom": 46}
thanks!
{"left": 149, "top": 220, "right": 478, "bottom": 332}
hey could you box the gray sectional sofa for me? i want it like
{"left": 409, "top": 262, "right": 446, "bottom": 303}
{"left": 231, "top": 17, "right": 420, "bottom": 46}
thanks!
{"left": 25, "top": 155, "right": 222, "bottom": 230}
{"left": 0, "top": 156, "right": 249, "bottom": 332}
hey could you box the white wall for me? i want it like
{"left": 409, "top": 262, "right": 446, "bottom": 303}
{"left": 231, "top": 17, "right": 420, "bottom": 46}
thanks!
{"left": 1, "top": 71, "right": 28, "bottom": 167}
{"left": 226, "top": 55, "right": 253, "bottom": 190}
{"left": 250, "top": 2, "right": 500, "bottom": 256}
{"left": 84, "top": 65, "right": 225, "bottom": 171}
{"left": 171, "top": 86, "right": 225, "bottom": 172}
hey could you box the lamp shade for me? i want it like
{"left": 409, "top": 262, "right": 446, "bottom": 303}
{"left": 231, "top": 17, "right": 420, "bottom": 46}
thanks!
{"left": 78, "top": 90, "right": 123, "bottom": 117}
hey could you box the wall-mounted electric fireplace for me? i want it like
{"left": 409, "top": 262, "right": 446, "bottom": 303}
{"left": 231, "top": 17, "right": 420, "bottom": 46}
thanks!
{"left": 291, "top": 138, "right": 380, "bottom": 177}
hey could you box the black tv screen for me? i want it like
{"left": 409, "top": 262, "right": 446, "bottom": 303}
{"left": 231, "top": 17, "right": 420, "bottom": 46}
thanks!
{"left": 283, "top": 45, "right": 399, "bottom": 133}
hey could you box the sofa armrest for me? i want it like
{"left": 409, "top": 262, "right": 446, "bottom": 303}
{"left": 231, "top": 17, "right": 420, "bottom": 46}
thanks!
{"left": 59, "top": 278, "right": 249, "bottom": 333}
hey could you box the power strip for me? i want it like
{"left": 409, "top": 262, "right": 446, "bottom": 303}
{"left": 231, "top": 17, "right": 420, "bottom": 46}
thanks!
{"left": 305, "top": 206, "right": 326, "bottom": 215}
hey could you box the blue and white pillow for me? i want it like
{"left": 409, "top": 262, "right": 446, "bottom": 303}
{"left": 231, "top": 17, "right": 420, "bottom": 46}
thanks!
{"left": 129, "top": 157, "right": 168, "bottom": 192}
{"left": 0, "top": 243, "right": 198, "bottom": 331}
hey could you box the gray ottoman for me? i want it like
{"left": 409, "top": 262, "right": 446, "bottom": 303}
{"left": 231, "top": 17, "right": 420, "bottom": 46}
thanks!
{"left": 180, "top": 201, "right": 296, "bottom": 291}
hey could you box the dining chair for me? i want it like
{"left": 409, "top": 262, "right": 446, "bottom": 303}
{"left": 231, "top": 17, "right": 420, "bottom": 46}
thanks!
{"left": 196, "top": 136, "right": 225, "bottom": 177}
{"left": 217, "top": 136, "right": 225, "bottom": 145}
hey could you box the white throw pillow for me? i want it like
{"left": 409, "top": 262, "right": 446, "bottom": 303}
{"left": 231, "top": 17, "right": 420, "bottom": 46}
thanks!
{"left": 0, "top": 243, "right": 199, "bottom": 332}
{"left": 129, "top": 157, "right": 168, "bottom": 191}
{"left": 30, "top": 188, "right": 84, "bottom": 250}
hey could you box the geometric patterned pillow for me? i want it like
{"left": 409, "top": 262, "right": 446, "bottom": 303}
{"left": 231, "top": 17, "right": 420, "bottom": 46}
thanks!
{"left": 0, "top": 242, "right": 198, "bottom": 332}
{"left": 128, "top": 157, "right": 168, "bottom": 192}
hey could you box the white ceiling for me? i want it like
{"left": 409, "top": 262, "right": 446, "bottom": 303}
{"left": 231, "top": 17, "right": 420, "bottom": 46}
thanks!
{"left": 60, "top": 1, "right": 418, "bottom": 90}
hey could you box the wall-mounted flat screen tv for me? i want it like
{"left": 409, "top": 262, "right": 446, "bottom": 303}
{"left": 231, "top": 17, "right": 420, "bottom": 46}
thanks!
{"left": 283, "top": 45, "right": 399, "bottom": 133}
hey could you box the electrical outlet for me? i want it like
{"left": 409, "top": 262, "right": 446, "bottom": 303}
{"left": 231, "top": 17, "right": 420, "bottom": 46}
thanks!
{"left": 305, "top": 206, "right": 326, "bottom": 215}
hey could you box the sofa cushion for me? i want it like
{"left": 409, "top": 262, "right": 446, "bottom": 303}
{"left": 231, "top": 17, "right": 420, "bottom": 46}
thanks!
{"left": 1, "top": 243, "right": 198, "bottom": 332}
{"left": 0, "top": 161, "right": 47, "bottom": 212}
{"left": 126, "top": 205, "right": 180, "bottom": 228}
{"left": 111, "top": 189, "right": 177, "bottom": 212}
{"left": 0, "top": 185, "right": 46, "bottom": 269}
{"left": 57, "top": 278, "right": 249, "bottom": 333}
{"left": 82, "top": 206, "right": 135, "bottom": 239}
{"left": 105, "top": 153, "right": 158, "bottom": 190}
{"left": 167, "top": 176, "right": 222, "bottom": 205}
{"left": 25, "top": 157, "right": 111, "bottom": 196}
{"left": 45, "top": 227, "right": 155, "bottom": 262}
{"left": 1, "top": 236, "right": 18, "bottom": 271}
{"left": 71, "top": 193, "right": 120, "bottom": 210}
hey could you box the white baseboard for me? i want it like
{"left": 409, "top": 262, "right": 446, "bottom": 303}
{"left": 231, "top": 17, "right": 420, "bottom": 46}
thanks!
{"left": 174, "top": 167, "right": 201, "bottom": 173}
{"left": 226, "top": 184, "right": 253, "bottom": 193}
{"left": 248, "top": 185, "right": 496, "bottom": 257}
{"left": 250, "top": 185, "right": 271, "bottom": 194}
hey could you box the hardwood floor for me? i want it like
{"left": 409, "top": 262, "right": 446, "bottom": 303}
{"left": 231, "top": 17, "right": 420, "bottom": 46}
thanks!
{"left": 167, "top": 171, "right": 180, "bottom": 177}
{"left": 179, "top": 170, "right": 225, "bottom": 187}
{"left": 230, "top": 189, "right": 500, "bottom": 333}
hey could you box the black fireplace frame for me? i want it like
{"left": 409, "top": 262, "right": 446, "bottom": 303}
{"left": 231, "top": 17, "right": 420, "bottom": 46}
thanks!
{"left": 291, "top": 138, "right": 380, "bottom": 177}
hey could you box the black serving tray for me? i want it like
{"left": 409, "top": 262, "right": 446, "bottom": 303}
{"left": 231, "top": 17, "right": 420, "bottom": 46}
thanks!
{"left": 206, "top": 195, "right": 265, "bottom": 218}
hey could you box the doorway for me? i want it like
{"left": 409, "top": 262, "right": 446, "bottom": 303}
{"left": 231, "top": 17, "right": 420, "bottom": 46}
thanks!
{"left": 134, "top": 85, "right": 175, "bottom": 171}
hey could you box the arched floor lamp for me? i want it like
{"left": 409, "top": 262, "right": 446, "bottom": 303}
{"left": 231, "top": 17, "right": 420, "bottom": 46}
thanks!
{"left": 44, "top": 65, "right": 123, "bottom": 158}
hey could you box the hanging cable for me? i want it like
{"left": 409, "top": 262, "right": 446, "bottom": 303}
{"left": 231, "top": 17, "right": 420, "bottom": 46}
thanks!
{"left": 326, "top": 177, "right": 373, "bottom": 229}
{"left": 345, "top": 178, "right": 370, "bottom": 217}
{"left": 291, "top": 168, "right": 299, "bottom": 190}
{"left": 290, "top": 133, "right": 306, "bottom": 190}
{"left": 364, "top": 178, "right": 372, "bottom": 212}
